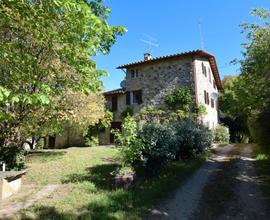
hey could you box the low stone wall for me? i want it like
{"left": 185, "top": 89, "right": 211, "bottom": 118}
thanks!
{"left": 0, "top": 171, "right": 26, "bottom": 200}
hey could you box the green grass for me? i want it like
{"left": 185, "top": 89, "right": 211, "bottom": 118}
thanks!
{"left": 253, "top": 144, "right": 270, "bottom": 207}
{"left": 17, "top": 146, "right": 205, "bottom": 220}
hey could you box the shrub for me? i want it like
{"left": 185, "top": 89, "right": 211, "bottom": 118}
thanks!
{"left": 0, "top": 145, "right": 26, "bottom": 170}
{"left": 115, "top": 117, "right": 212, "bottom": 176}
{"left": 174, "top": 119, "right": 213, "bottom": 159}
{"left": 248, "top": 105, "right": 270, "bottom": 146}
{"left": 121, "top": 106, "right": 134, "bottom": 119}
{"left": 137, "top": 122, "right": 177, "bottom": 175}
{"left": 213, "top": 124, "right": 230, "bottom": 144}
{"left": 113, "top": 116, "right": 144, "bottom": 169}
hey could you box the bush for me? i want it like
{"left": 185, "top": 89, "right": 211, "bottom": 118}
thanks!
{"left": 248, "top": 105, "right": 270, "bottom": 147}
{"left": 115, "top": 117, "right": 212, "bottom": 176}
{"left": 113, "top": 116, "right": 144, "bottom": 169}
{"left": 212, "top": 124, "right": 230, "bottom": 144}
{"left": 0, "top": 145, "right": 26, "bottom": 170}
{"left": 174, "top": 120, "right": 213, "bottom": 159}
{"left": 137, "top": 122, "right": 177, "bottom": 175}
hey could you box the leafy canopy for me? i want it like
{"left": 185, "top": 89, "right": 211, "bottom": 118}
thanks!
{"left": 0, "top": 0, "right": 126, "bottom": 147}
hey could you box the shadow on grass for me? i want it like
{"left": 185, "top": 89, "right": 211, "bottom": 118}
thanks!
{"left": 27, "top": 151, "right": 66, "bottom": 163}
{"left": 56, "top": 160, "right": 203, "bottom": 219}
{"left": 62, "top": 163, "right": 120, "bottom": 190}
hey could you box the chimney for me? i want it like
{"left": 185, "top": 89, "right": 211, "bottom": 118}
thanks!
{"left": 144, "top": 53, "right": 152, "bottom": 61}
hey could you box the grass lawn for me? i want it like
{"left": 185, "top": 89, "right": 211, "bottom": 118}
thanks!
{"left": 16, "top": 146, "right": 205, "bottom": 220}
{"left": 252, "top": 144, "right": 270, "bottom": 207}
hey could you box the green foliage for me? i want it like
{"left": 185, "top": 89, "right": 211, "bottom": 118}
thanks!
{"left": 219, "top": 9, "right": 270, "bottom": 145}
{"left": 173, "top": 120, "right": 213, "bottom": 159}
{"left": 248, "top": 105, "right": 270, "bottom": 146}
{"left": 113, "top": 116, "right": 144, "bottom": 169}
{"left": 136, "top": 123, "right": 177, "bottom": 175}
{"left": 115, "top": 116, "right": 211, "bottom": 176}
{"left": 165, "top": 87, "right": 193, "bottom": 110}
{"left": 194, "top": 104, "right": 207, "bottom": 117}
{"left": 0, "top": 146, "right": 26, "bottom": 170}
{"left": 139, "top": 87, "right": 198, "bottom": 123}
{"left": 139, "top": 105, "right": 166, "bottom": 123}
{"left": 212, "top": 125, "right": 230, "bottom": 144}
{"left": 0, "top": 0, "right": 125, "bottom": 148}
{"left": 84, "top": 110, "right": 113, "bottom": 147}
{"left": 219, "top": 76, "right": 250, "bottom": 142}
{"left": 84, "top": 136, "right": 99, "bottom": 147}
{"left": 121, "top": 106, "right": 134, "bottom": 119}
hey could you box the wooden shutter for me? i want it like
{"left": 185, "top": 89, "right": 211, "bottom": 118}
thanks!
{"left": 204, "top": 90, "right": 207, "bottom": 104}
{"left": 126, "top": 91, "right": 130, "bottom": 105}
{"left": 137, "top": 90, "right": 142, "bottom": 104}
{"left": 111, "top": 96, "right": 117, "bottom": 111}
{"left": 211, "top": 99, "right": 214, "bottom": 108}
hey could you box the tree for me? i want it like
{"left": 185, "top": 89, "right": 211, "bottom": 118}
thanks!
{"left": 220, "top": 9, "right": 270, "bottom": 144}
{"left": 0, "top": 0, "right": 126, "bottom": 148}
{"left": 240, "top": 9, "right": 270, "bottom": 113}
{"left": 218, "top": 76, "right": 250, "bottom": 142}
{"left": 239, "top": 9, "right": 270, "bottom": 145}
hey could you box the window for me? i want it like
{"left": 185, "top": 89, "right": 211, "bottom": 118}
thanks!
{"left": 202, "top": 62, "right": 207, "bottom": 76}
{"left": 213, "top": 80, "right": 216, "bottom": 89}
{"left": 111, "top": 96, "right": 118, "bottom": 111}
{"left": 208, "top": 67, "right": 212, "bottom": 83}
{"left": 126, "top": 91, "right": 130, "bottom": 105}
{"left": 204, "top": 90, "right": 209, "bottom": 105}
{"left": 211, "top": 98, "right": 215, "bottom": 108}
{"left": 131, "top": 69, "right": 139, "bottom": 78}
{"left": 131, "top": 90, "right": 142, "bottom": 104}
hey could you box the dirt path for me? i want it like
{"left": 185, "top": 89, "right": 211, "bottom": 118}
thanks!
{"left": 0, "top": 184, "right": 59, "bottom": 219}
{"left": 146, "top": 144, "right": 270, "bottom": 220}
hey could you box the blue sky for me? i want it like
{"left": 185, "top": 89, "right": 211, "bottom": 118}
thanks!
{"left": 94, "top": 0, "right": 270, "bottom": 91}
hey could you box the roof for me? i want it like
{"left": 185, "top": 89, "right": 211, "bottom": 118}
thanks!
{"left": 103, "top": 88, "right": 125, "bottom": 96}
{"left": 117, "top": 50, "right": 222, "bottom": 90}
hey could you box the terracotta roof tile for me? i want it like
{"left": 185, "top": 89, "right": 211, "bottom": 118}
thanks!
{"left": 117, "top": 50, "right": 222, "bottom": 90}
{"left": 103, "top": 88, "right": 125, "bottom": 96}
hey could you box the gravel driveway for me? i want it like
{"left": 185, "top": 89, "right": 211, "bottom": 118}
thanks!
{"left": 146, "top": 144, "right": 270, "bottom": 220}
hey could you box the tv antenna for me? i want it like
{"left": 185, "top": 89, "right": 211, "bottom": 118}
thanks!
{"left": 141, "top": 34, "right": 159, "bottom": 53}
{"left": 198, "top": 19, "right": 205, "bottom": 50}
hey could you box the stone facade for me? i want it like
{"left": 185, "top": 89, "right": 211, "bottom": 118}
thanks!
{"left": 126, "top": 57, "right": 194, "bottom": 112}
{"left": 101, "top": 50, "right": 221, "bottom": 144}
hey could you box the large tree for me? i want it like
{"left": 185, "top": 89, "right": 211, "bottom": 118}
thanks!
{"left": 219, "top": 76, "right": 250, "bottom": 142}
{"left": 221, "top": 9, "right": 270, "bottom": 145}
{"left": 0, "top": 0, "right": 125, "bottom": 148}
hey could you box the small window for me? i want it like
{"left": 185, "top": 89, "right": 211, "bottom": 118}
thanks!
{"left": 131, "top": 69, "right": 139, "bottom": 78}
{"left": 131, "top": 90, "right": 142, "bottom": 104}
{"left": 213, "top": 80, "right": 216, "bottom": 89}
{"left": 131, "top": 70, "right": 135, "bottom": 78}
{"left": 204, "top": 90, "right": 209, "bottom": 105}
{"left": 202, "top": 63, "right": 207, "bottom": 76}
{"left": 111, "top": 96, "right": 118, "bottom": 111}
{"left": 211, "top": 98, "right": 215, "bottom": 108}
{"left": 208, "top": 67, "right": 212, "bottom": 83}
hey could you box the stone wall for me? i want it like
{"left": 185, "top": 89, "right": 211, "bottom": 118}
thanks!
{"left": 125, "top": 57, "right": 194, "bottom": 115}
{"left": 100, "top": 55, "right": 220, "bottom": 145}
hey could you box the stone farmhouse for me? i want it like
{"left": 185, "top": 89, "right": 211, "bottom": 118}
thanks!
{"left": 99, "top": 50, "right": 222, "bottom": 145}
